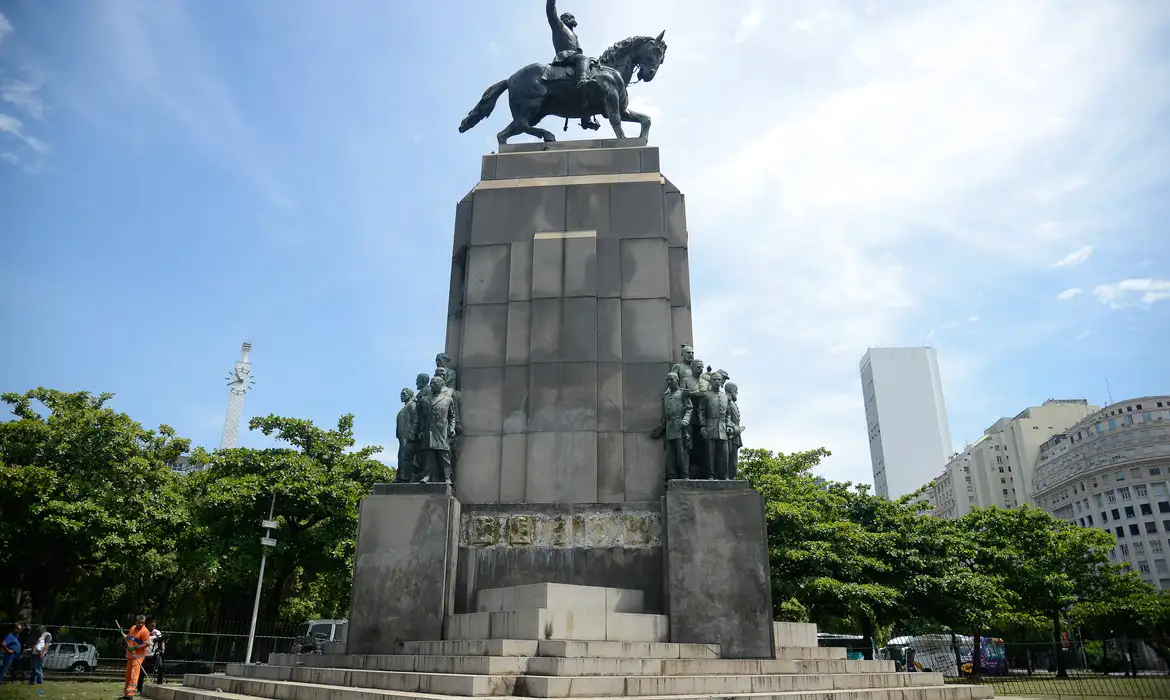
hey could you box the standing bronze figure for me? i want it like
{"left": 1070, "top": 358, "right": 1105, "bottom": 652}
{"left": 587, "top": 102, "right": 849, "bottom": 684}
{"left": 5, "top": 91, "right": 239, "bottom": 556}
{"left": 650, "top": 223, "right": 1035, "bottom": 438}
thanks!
{"left": 650, "top": 372, "right": 693, "bottom": 481}
{"left": 395, "top": 388, "right": 418, "bottom": 483}
{"left": 459, "top": 1, "right": 667, "bottom": 144}
{"left": 415, "top": 376, "right": 457, "bottom": 484}
{"left": 698, "top": 373, "right": 732, "bottom": 480}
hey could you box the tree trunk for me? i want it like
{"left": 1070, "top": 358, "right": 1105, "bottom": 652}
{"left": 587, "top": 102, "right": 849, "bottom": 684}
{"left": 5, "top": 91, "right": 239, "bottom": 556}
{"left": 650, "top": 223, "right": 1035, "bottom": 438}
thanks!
{"left": 951, "top": 631, "right": 965, "bottom": 676}
{"left": 1025, "top": 646, "right": 1034, "bottom": 676}
{"left": 1051, "top": 610, "right": 1067, "bottom": 678}
{"left": 972, "top": 629, "right": 983, "bottom": 681}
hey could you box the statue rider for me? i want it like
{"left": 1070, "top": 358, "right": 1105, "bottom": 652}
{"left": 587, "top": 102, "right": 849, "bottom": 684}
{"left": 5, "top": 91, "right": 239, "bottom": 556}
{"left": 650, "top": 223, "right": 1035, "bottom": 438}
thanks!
{"left": 547, "top": 0, "right": 591, "bottom": 89}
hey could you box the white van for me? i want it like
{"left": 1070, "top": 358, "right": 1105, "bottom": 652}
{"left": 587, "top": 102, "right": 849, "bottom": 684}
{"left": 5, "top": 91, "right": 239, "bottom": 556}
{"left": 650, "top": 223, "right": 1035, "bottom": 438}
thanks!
{"left": 44, "top": 642, "right": 99, "bottom": 672}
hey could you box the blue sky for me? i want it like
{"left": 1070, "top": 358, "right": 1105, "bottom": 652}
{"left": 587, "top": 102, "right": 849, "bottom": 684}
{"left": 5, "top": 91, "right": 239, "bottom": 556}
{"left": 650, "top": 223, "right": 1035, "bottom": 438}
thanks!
{"left": 1, "top": 0, "right": 1168, "bottom": 486}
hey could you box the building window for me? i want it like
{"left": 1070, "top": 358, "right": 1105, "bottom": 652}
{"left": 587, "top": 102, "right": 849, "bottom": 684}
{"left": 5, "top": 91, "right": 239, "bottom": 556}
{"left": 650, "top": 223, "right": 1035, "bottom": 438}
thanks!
{"left": 1130, "top": 524, "right": 1141, "bottom": 536}
{"left": 1152, "top": 467, "right": 1163, "bottom": 476}
{"left": 1120, "top": 487, "right": 1132, "bottom": 500}
{"left": 1002, "top": 478, "right": 1008, "bottom": 484}
{"left": 1158, "top": 559, "right": 1169, "bottom": 573}
{"left": 1137, "top": 485, "right": 1149, "bottom": 497}
{"left": 1079, "top": 518, "right": 1085, "bottom": 527}
{"left": 1116, "top": 526, "right": 1125, "bottom": 538}
{"left": 1139, "top": 561, "right": 1151, "bottom": 573}
{"left": 1110, "top": 549, "right": 1117, "bottom": 560}
{"left": 1165, "top": 520, "right": 1170, "bottom": 532}
{"left": 1160, "top": 502, "right": 1170, "bottom": 513}
{"left": 1153, "top": 540, "right": 1164, "bottom": 553}
{"left": 1112, "top": 509, "right": 1121, "bottom": 520}
{"left": 1117, "top": 471, "right": 1125, "bottom": 481}
{"left": 1121, "top": 543, "right": 1130, "bottom": 555}
{"left": 1108, "top": 491, "right": 1118, "bottom": 502}
{"left": 1157, "top": 484, "right": 1168, "bottom": 496}
{"left": 1109, "top": 418, "right": 1118, "bottom": 429}
{"left": 1147, "top": 522, "right": 1159, "bottom": 534}
{"left": 1102, "top": 512, "right": 1109, "bottom": 522}
{"left": 1125, "top": 506, "right": 1136, "bottom": 518}
{"left": 1143, "top": 504, "right": 1154, "bottom": 516}
{"left": 1136, "top": 542, "right": 1146, "bottom": 554}
{"left": 1003, "top": 489, "right": 1009, "bottom": 496}
{"left": 1095, "top": 494, "right": 1104, "bottom": 507}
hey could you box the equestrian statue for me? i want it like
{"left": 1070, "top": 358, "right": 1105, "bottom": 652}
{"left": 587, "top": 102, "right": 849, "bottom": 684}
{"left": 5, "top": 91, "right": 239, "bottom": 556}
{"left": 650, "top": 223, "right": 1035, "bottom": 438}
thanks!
{"left": 459, "top": 0, "right": 667, "bottom": 144}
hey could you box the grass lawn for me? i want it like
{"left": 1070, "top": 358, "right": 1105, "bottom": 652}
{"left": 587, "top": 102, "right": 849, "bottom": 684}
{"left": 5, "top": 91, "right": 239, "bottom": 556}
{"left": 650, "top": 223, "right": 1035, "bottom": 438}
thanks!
{"left": 0, "top": 681, "right": 125, "bottom": 700}
{"left": 980, "top": 675, "right": 1170, "bottom": 698}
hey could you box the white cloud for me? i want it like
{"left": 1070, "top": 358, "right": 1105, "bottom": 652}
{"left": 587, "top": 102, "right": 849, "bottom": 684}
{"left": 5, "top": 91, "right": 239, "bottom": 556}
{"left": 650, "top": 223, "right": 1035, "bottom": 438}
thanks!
{"left": 0, "top": 112, "right": 48, "bottom": 168}
{"left": 1075, "top": 330, "right": 1092, "bottom": 340}
{"left": 0, "top": 11, "right": 13, "bottom": 45}
{"left": 1056, "top": 288, "right": 1083, "bottom": 301}
{"left": 2, "top": 80, "right": 46, "bottom": 120}
{"left": 1051, "top": 245, "right": 1093, "bottom": 268}
{"left": 1093, "top": 278, "right": 1170, "bottom": 308}
{"left": 1, "top": 151, "right": 17, "bottom": 164}
{"left": 587, "top": 0, "right": 1170, "bottom": 482}
{"left": 733, "top": 10, "right": 762, "bottom": 43}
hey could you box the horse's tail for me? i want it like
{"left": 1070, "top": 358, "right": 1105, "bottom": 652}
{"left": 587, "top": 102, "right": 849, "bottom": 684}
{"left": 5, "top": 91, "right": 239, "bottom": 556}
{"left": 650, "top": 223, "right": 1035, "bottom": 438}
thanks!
{"left": 459, "top": 79, "right": 508, "bottom": 133}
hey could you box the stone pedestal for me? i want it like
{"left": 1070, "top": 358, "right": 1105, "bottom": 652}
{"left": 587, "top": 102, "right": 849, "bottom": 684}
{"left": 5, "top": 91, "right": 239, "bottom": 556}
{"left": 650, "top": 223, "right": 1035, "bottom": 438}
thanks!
{"left": 445, "top": 138, "right": 693, "bottom": 506}
{"left": 664, "top": 480, "right": 774, "bottom": 658}
{"left": 346, "top": 483, "right": 460, "bottom": 653}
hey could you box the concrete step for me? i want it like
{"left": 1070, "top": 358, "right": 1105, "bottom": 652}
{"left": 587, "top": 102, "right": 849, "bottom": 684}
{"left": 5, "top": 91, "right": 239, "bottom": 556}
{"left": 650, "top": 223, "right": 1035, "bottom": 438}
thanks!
{"left": 395, "top": 640, "right": 720, "bottom": 659}
{"left": 209, "top": 664, "right": 516, "bottom": 696}
{"left": 156, "top": 676, "right": 993, "bottom": 700}
{"left": 522, "top": 657, "right": 896, "bottom": 677}
{"left": 520, "top": 672, "right": 945, "bottom": 698}
{"left": 476, "top": 584, "right": 646, "bottom": 614}
{"left": 238, "top": 654, "right": 527, "bottom": 675}
{"left": 445, "top": 609, "right": 668, "bottom": 642}
{"left": 773, "top": 646, "right": 847, "bottom": 660}
{"left": 247, "top": 655, "right": 889, "bottom": 678}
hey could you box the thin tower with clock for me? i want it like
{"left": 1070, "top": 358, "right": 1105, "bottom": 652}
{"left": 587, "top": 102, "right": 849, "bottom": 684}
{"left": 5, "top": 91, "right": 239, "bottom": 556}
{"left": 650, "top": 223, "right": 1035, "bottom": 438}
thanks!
{"left": 220, "top": 341, "right": 255, "bottom": 450}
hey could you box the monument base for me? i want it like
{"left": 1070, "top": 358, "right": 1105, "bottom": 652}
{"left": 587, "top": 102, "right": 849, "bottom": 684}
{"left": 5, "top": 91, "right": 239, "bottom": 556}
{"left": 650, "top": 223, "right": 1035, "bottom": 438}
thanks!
{"left": 664, "top": 479, "right": 775, "bottom": 659}
{"left": 454, "top": 502, "right": 664, "bottom": 614}
{"left": 346, "top": 483, "right": 460, "bottom": 654}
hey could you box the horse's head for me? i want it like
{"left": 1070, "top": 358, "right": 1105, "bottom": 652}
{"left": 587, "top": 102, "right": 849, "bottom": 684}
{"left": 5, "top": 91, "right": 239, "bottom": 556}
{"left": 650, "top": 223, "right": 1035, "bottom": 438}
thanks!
{"left": 636, "top": 31, "right": 668, "bottom": 82}
{"left": 599, "top": 32, "right": 669, "bottom": 86}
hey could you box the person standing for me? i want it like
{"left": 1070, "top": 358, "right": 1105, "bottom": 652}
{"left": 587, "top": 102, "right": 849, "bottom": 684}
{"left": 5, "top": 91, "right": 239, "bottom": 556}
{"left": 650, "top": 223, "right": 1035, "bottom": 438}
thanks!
{"left": 28, "top": 626, "right": 50, "bottom": 685}
{"left": 0, "top": 622, "right": 24, "bottom": 684}
{"left": 123, "top": 614, "right": 151, "bottom": 699}
{"left": 137, "top": 619, "right": 163, "bottom": 693}
{"left": 150, "top": 621, "right": 165, "bottom": 684}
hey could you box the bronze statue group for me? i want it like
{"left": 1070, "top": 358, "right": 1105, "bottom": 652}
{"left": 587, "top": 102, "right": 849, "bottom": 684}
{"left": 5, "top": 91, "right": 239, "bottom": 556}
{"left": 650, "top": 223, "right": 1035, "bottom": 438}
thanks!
{"left": 395, "top": 353, "right": 460, "bottom": 484}
{"left": 651, "top": 345, "right": 746, "bottom": 482}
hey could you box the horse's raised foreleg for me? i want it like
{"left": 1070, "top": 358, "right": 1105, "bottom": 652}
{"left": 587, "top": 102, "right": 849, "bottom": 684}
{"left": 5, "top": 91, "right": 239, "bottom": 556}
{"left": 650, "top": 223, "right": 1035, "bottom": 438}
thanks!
{"left": 620, "top": 108, "right": 651, "bottom": 141}
{"left": 523, "top": 126, "right": 557, "bottom": 142}
{"left": 603, "top": 89, "right": 625, "bottom": 139}
{"left": 496, "top": 120, "right": 526, "bottom": 145}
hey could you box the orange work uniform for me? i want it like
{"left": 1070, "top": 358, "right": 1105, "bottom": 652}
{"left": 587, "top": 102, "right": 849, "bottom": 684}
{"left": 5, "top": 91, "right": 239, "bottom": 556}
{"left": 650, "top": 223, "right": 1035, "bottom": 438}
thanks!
{"left": 124, "top": 624, "right": 151, "bottom": 697}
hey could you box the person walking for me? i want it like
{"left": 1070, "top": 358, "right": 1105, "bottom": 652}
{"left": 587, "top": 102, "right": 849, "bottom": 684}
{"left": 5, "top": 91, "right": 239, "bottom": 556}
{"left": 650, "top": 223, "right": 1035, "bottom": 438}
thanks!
{"left": 0, "top": 622, "right": 24, "bottom": 684}
{"left": 122, "top": 614, "right": 151, "bottom": 699}
{"left": 137, "top": 619, "right": 163, "bottom": 693}
{"left": 28, "top": 626, "right": 50, "bottom": 685}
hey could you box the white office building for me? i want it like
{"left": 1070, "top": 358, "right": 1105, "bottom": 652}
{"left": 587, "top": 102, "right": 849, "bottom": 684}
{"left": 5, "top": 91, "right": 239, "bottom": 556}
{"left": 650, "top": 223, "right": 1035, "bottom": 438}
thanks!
{"left": 925, "top": 399, "right": 1097, "bottom": 518}
{"left": 860, "top": 347, "right": 953, "bottom": 499}
{"left": 1033, "top": 396, "right": 1170, "bottom": 590}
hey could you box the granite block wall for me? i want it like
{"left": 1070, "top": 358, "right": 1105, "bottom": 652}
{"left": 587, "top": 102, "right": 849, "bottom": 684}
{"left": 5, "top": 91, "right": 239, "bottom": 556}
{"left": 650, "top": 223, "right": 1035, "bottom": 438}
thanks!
{"left": 446, "top": 140, "right": 693, "bottom": 506}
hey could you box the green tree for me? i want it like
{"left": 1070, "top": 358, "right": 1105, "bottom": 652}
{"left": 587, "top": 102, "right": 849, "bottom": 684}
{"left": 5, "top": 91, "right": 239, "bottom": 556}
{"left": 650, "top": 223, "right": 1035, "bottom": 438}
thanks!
{"left": 740, "top": 448, "right": 922, "bottom": 657}
{"left": 962, "top": 506, "right": 1116, "bottom": 677}
{"left": 0, "top": 388, "right": 190, "bottom": 622}
{"left": 178, "top": 413, "right": 392, "bottom": 625}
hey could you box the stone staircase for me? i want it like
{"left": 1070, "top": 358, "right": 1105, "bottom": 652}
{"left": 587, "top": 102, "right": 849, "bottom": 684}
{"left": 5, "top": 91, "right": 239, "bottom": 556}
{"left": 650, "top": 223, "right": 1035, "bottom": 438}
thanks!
{"left": 144, "top": 583, "right": 991, "bottom": 700}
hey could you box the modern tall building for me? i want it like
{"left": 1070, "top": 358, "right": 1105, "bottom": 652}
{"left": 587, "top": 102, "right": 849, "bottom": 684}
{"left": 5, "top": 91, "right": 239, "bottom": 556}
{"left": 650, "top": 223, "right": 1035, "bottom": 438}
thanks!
{"left": 860, "top": 347, "right": 953, "bottom": 499}
{"left": 220, "top": 341, "right": 255, "bottom": 450}
{"left": 1033, "top": 396, "right": 1170, "bottom": 590}
{"left": 926, "top": 399, "right": 1097, "bottom": 517}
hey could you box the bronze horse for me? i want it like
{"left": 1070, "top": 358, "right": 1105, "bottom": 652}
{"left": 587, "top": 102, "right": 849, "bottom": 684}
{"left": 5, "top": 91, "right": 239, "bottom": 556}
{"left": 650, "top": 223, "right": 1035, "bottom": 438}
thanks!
{"left": 459, "top": 32, "right": 667, "bottom": 145}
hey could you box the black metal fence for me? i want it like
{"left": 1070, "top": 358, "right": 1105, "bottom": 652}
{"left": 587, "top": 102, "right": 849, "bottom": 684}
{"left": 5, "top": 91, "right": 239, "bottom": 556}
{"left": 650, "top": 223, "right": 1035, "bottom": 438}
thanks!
{"left": 23, "top": 620, "right": 300, "bottom": 676}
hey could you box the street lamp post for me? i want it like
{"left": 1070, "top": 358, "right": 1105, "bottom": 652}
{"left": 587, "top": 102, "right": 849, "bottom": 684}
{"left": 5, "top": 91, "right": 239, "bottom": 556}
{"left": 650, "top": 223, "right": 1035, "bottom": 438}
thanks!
{"left": 245, "top": 493, "right": 278, "bottom": 664}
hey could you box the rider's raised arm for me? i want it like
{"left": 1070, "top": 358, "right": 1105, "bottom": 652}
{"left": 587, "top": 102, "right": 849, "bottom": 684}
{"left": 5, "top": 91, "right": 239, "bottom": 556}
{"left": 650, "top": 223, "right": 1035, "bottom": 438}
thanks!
{"left": 546, "top": 0, "right": 562, "bottom": 29}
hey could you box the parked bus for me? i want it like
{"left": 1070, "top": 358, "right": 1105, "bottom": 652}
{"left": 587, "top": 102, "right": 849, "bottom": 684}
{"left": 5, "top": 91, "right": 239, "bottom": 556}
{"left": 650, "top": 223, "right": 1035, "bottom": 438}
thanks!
{"left": 883, "top": 634, "right": 1006, "bottom": 677}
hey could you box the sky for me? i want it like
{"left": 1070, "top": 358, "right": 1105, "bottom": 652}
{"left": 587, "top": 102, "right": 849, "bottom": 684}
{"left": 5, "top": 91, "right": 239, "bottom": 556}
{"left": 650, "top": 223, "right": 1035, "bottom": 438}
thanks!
{"left": 1, "top": 0, "right": 1168, "bottom": 487}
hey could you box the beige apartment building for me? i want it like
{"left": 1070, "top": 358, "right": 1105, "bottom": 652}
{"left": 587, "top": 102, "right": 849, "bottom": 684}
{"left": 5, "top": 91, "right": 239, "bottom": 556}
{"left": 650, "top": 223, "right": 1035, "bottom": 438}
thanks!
{"left": 926, "top": 399, "right": 1097, "bottom": 518}
{"left": 1033, "top": 396, "right": 1170, "bottom": 590}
